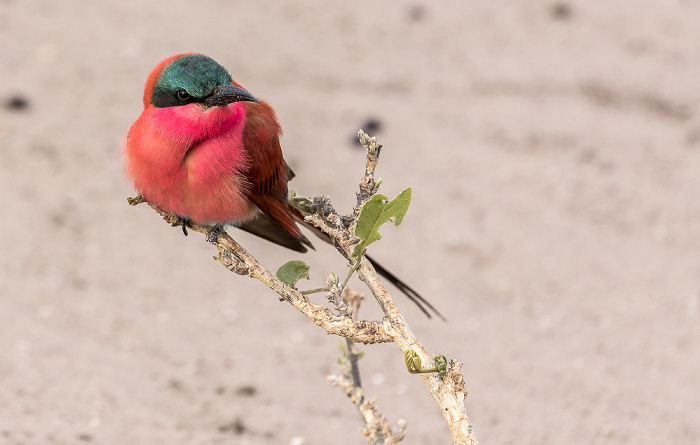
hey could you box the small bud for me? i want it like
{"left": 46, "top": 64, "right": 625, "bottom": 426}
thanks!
{"left": 327, "top": 272, "right": 339, "bottom": 287}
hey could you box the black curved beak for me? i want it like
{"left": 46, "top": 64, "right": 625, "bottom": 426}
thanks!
{"left": 205, "top": 84, "right": 260, "bottom": 107}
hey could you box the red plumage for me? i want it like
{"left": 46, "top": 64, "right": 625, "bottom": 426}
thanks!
{"left": 125, "top": 53, "right": 309, "bottom": 250}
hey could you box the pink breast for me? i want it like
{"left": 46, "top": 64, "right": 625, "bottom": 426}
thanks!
{"left": 126, "top": 102, "right": 255, "bottom": 224}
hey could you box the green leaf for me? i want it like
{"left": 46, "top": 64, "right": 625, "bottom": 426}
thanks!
{"left": 404, "top": 348, "right": 421, "bottom": 374}
{"left": 434, "top": 355, "right": 448, "bottom": 376}
{"left": 352, "top": 187, "right": 412, "bottom": 257}
{"left": 275, "top": 260, "right": 310, "bottom": 287}
{"left": 404, "top": 348, "right": 447, "bottom": 375}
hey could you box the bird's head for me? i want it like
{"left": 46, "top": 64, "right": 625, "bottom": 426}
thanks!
{"left": 140, "top": 54, "right": 260, "bottom": 142}
{"left": 144, "top": 53, "right": 260, "bottom": 109}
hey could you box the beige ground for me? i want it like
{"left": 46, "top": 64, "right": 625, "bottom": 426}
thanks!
{"left": 2, "top": 1, "right": 700, "bottom": 444}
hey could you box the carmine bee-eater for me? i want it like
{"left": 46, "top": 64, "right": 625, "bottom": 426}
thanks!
{"left": 125, "top": 53, "right": 442, "bottom": 319}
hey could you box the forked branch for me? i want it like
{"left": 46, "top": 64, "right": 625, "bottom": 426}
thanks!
{"left": 128, "top": 130, "right": 478, "bottom": 444}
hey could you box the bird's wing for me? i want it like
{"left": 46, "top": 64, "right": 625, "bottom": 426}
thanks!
{"left": 238, "top": 100, "right": 312, "bottom": 252}
{"left": 239, "top": 102, "right": 443, "bottom": 319}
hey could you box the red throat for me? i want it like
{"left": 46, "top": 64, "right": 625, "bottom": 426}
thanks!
{"left": 125, "top": 101, "right": 255, "bottom": 224}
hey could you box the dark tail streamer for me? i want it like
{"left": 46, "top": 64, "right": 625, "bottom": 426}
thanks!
{"left": 366, "top": 254, "right": 446, "bottom": 321}
{"left": 292, "top": 208, "right": 445, "bottom": 321}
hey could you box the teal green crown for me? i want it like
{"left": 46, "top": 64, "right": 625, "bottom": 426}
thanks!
{"left": 152, "top": 54, "right": 233, "bottom": 107}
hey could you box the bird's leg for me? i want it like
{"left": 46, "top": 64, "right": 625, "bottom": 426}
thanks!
{"left": 206, "top": 224, "right": 225, "bottom": 244}
{"left": 170, "top": 215, "right": 192, "bottom": 236}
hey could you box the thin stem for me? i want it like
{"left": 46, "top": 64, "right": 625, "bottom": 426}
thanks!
{"left": 300, "top": 286, "right": 330, "bottom": 295}
{"left": 341, "top": 258, "right": 362, "bottom": 291}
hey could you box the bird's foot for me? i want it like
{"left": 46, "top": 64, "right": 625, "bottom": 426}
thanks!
{"left": 206, "top": 224, "right": 225, "bottom": 244}
{"left": 171, "top": 216, "right": 192, "bottom": 236}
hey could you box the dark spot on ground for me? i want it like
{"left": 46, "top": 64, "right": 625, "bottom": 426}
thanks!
{"left": 218, "top": 418, "right": 246, "bottom": 435}
{"left": 235, "top": 385, "right": 257, "bottom": 397}
{"left": 551, "top": 2, "right": 572, "bottom": 20}
{"left": 50, "top": 211, "right": 67, "bottom": 228}
{"left": 168, "top": 379, "right": 184, "bottom": 391}
{"left": 407, "top": 5, "right": 426, "bottom": 22}
{"left": 5, "top": 95, "right": 29, "bottom": 111}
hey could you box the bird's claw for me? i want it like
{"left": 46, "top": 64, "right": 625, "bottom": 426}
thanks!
{"left": 206, "top": 225, "right": 225, "bottom": 244}
{"left": 170, "top": 216, "right": 191, "bottom": 236}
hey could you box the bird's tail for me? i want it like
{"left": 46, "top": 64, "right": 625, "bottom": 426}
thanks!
{"left": 290, "top": 207, "right": 445, "bottom": 320}
{"left": 366, "top": 255, "right": 446, "bottom": 321}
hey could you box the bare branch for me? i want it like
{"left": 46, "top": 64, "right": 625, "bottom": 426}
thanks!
{"left": 141, "top": 203, "right": 394, "bottom": 345}
{"left": 328, "top": 288, "right": 407, "bottom": 444}
{"left": 328, "top": 371, "right": 407, "bottom": 445}
{"left": 306, "top": 131, "right": 479, "bottom": 444}
{"left": 128, "top": 129, "right": 479, "bottom": 444}
{"left": 355, "top": 130, "right": 383, "bottom": 216}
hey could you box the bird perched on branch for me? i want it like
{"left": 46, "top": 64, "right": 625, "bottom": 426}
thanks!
{"left": 124, "top": 53, "right": 442, "bottom": 319}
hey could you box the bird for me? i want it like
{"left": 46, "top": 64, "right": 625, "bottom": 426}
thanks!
{"left": 125, "top": 53, "right": 443, "bottom": 319}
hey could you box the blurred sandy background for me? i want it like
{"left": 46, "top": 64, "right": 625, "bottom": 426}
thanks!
{"left": 2, "top": 1, "right": 700, "bottom": 444}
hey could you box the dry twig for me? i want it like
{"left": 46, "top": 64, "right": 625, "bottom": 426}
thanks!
{"left": 128, "top": 130, "right": 478, "bottom": 444}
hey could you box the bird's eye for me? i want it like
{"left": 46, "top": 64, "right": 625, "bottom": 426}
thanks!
{"left": 176, "top": 89, "right": 191, "bottom": 101}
